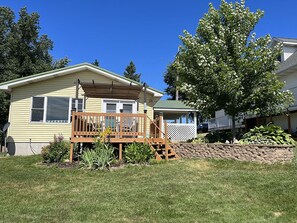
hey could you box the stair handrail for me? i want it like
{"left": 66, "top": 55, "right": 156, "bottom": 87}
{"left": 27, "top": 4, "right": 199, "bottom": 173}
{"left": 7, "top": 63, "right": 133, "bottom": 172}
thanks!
{"left": 146, "top": 115, "right": 166, "bottom": 138}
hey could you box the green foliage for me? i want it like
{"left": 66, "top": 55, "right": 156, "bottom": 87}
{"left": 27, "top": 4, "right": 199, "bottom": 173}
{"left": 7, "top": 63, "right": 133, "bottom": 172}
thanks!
{"left": 91, "top": 59, "right": 100, "bottom": 67}
{"left": 164, "top": 63, "right": 186, "bottom": 100}
{"left": 124, "top": 142, "right": 154, "bottom": 164}
{"left": 190, "top": 137, "right": 208, "bottom": 143}
{"left": 123, "top": 61, "right": 141, "bottom": 82}
{"left": 80, "top": 142, "right": 115, "bottom": 169}
{"left": 173, "top": 0, "right": 294, "bottom": 135}
{"left": 205, "top": 131, "right": 232, "bottom": 143}
{"left": 41, "top": 135, "right": 70, "bottom": 163}
{"left": 80, "top": 149, "right": 95, "bottom": 169}
{"left": 240, "top": 125, "right": 295, "bottom": 145}
{"left": 0, "top": 6, "right": 70, "bottom": 127}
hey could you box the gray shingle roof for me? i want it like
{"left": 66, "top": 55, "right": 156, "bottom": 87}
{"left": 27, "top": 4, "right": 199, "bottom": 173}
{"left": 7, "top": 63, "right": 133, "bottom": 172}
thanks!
{"left": 154, "top": 100, "right": 194, "bottom": 110}
{"left": 277, "top": 50, "right": 297, "bottom": 73}
{"left": 273, "top": 37, "right": 297, "bottom": 44}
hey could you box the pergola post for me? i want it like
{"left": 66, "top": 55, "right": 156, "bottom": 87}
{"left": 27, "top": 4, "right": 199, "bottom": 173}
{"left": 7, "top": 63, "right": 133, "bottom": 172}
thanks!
{"left": 143, "top": 83, "right": 147, "bottom": 138}
{"left": 75, "top": 79, "right": 80, "bottom": 112}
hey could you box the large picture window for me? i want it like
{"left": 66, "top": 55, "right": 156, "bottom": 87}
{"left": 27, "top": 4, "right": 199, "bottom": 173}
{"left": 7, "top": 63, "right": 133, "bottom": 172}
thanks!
{"left": 46, "top": 97, "right": 69, "bottom": 123}
{"left": 31, "top": 96, "right": 83, "bottom": 123}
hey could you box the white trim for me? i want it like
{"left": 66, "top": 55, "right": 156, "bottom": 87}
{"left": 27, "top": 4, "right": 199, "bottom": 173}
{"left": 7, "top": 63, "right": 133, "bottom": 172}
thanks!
{"left": 102, "top": 99, "right": 137, "bottom": 114}
{"left": 154, "top": 108, "right": 197, "bottom": 112}
{"left": 0, "top": 64, "right": 163, "bottom": 97}
{"left": 29, "top": 96, "right": 84, "bottom": 124}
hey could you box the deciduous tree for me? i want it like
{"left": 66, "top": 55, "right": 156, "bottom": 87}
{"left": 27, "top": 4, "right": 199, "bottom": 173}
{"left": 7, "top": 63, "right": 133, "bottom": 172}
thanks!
{"left": 174, "top": 0, "right": 294, "bottom": 139}
{"left": 0, "top": 7, "right": 69, "bottom": 128}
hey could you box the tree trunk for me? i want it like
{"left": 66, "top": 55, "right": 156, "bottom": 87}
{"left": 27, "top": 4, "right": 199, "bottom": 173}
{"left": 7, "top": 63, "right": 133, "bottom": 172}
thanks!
{"left": 231, "top": 115, "right": 236, "bottom": 143}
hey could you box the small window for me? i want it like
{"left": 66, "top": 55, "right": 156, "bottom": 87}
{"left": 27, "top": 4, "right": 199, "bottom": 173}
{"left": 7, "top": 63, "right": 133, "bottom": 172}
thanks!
{"left": 31, "top": 97, "right": 44, "bottom": 122}
{"left": 106, "top": 103, "right": 117, "bottom": 113}
{"left": 46, "top": 97, "right": 69, "bottom": 123}
{"left": 123, "top": 104, "right": 133, "bottom": 113}
{"left": 71, "top": 98, "right": 83, "bottom": 112}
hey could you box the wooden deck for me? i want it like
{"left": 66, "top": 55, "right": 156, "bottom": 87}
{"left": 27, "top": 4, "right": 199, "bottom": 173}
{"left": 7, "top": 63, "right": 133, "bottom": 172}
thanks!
{"left": 69, "top": 111, "right": 179, "bottom": 161}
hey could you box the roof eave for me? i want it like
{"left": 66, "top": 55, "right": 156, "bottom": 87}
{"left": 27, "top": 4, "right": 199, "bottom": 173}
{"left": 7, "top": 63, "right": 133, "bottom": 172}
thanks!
{"left": 0, "top": 63, "right": 164, "bottom": 97}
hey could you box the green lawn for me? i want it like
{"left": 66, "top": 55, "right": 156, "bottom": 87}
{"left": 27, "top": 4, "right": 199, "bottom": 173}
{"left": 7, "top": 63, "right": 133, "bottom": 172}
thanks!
{"left": 1, "top": 155, "right": 297, "bottom": 223}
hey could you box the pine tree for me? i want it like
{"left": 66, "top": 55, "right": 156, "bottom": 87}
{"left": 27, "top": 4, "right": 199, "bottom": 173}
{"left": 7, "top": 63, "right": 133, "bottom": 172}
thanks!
{"left": 91, "top": 59, "right": 100, "bottom": 67}
{"left": 123, "top": 61, "right": 141, "bottom": 82}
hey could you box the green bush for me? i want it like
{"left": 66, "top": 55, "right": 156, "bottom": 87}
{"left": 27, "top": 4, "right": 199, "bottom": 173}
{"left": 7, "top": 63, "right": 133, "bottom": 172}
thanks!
{"left": 124, "top": 142, "right": 154, "bottom": 164}
{"left": 240, "top": 125, "right": 295, "bottom": 145}
{"left": 41, "top": 134, "right": 70, "bottom": 163}
{"left": 80, "top": 142, "right": 115, "bottom": 169}
{"left": 205, "top": 131, "right": 233, "bottom": 143}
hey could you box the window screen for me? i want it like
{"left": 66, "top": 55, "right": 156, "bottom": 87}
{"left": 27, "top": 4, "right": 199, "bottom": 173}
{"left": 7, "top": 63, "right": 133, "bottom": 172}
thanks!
{"left": 46, "top": 97, "right": 69, "bottom": 123}
{"left": 31, "top": 97, "right": 44, "bottom": 122}
{"left": 106, "top": 103, "right": 116, "bottom": 113}
{"left": 71, "top": 98, "right": 83, "bottom": 112}
{"left": 123, "top": 104, "right": 133, "bottom": 113}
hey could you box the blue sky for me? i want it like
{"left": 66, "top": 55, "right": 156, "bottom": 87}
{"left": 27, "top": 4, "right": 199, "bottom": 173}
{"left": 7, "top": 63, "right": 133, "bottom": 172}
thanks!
{"left": 2, "top": 0, "right": 297, "bottom": 98}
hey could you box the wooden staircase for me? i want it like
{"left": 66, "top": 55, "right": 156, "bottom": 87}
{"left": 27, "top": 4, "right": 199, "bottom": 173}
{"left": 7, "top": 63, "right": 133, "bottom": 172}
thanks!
{"left": 147, "top": 114, "right": 179, "bottom": 161}
{"left": 147, "top": 139, "right": 179, "bottom": 161}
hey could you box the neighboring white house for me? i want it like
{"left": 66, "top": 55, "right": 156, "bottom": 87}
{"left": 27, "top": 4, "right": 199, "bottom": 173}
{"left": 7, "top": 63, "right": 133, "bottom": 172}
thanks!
{"left": 209, "top": 37, "right": 297, "bottom": 132}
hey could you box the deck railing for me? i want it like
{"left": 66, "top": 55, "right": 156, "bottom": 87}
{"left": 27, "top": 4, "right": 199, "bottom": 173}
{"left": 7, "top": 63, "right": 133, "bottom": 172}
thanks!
{"left": 71, "top": 112, "right": 147, "bottom": 141}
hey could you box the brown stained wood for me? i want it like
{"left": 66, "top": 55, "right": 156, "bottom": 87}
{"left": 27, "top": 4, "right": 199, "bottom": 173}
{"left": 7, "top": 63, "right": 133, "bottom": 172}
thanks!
{"left": 164, "top": 121, "right": 169, "bottom": 161}
{"left": 70, "top": 111, "right": 179, "bottom": 161}
{"left": 119, "top": 144, "right": 123, "bottom": 161}
{"left": 80, "top": 82, "right": 142, "bottom": 100}
{"left": 69, "top": 143, "right": 74, "bottom": 163}
{"left": 159, "top": 113, "right": 163, "bottom": 139}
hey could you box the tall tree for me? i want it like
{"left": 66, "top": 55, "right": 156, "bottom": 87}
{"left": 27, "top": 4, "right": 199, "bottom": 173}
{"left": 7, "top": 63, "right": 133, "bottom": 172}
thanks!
{"left": 164, "top": 63, "right": 186, "bottom": 100}
{"left": 0, "top": 7, "right": 69, "bottom": 128}
{"left": 174, "top": 0, "right": 293, "bottom": 139}
{"left": 91, "top": 59, "right": 100, "bottom": 67}
{"left": 123, "top": 61, "right": 141, "bottom": 82}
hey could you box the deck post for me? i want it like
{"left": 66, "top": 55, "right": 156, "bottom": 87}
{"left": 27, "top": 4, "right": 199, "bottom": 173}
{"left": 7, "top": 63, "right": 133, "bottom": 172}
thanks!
{"left": 144, "top": 110, "right": 147, "bottom": 138}
{"left": 119, "top": 143, "right": 123, "bottom": 161}
{"left": 159, "top": 112, "right": 163, "bottom": 139}
{"left": 164, "top": 121, "right": 169, "bottom": 161}
{"left": 69, "top": 110, "right": 75, "bottom": 163}
{"left": 119, "top": 109, "right": 123, "bottom": 138}
{"left": 75, "top": 79, "right": 80, "bottom": 112}
{"left": 69, "top": 143, "right": 74, "bottom": 163}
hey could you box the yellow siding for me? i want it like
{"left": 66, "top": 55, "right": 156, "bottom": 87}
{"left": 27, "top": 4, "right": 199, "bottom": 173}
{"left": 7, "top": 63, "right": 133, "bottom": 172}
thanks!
{"left": 7, "top": 70, "right": 157, "bottom": 143}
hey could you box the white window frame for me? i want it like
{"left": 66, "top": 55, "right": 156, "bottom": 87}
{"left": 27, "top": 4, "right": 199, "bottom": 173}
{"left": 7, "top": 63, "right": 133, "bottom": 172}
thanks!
{"left": 102, "top": 99, "right": 137, "bottom": 113}
{"left": 30, "top": 96, "right": 84, "bottom": 124}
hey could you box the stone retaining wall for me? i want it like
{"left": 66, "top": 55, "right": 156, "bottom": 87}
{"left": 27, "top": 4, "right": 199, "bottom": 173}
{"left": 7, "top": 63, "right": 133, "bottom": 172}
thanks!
{"left": 170, "top": 143, "right": 294, "bottom": 164}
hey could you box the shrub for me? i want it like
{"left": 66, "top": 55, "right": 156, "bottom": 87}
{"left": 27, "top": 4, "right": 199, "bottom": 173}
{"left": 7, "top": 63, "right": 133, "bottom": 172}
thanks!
{"left": 124, "top": 142, "right": 154, "bottom": 164}
{"left": 240, "top": 125, "right": 295, "bottom": 145}
{"left": 80, "top": 142, "right": 115, "bottom": 169}
{"left": 205, "top": 131, "right": 233, "bottom": 143}
{"left": 41, "top": 134, "right": 70, "bottom": 163}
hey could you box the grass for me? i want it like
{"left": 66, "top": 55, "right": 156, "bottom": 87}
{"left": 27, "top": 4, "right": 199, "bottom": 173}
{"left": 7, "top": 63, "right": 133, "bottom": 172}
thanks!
{"left": 0, "top": 156, "right": 297, "bottom": 223}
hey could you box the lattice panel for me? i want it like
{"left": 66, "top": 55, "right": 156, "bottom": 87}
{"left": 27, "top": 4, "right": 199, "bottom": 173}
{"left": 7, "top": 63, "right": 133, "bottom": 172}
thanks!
{"left": 167, "top": 124, "right": 196, "bottom": 142}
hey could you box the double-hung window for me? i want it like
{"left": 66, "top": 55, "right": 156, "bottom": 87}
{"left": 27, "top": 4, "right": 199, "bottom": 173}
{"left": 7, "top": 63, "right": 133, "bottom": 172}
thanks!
{"left": 31, "top": 97, "right": 45, "bottom": 122}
